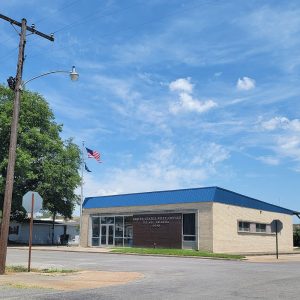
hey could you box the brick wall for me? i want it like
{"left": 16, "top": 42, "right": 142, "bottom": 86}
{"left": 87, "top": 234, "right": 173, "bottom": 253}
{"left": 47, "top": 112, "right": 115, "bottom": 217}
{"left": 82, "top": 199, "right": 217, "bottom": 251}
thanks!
{"left": 80, "top": 202, "right": 213, "bottom": 250}
{"left": 212, "top": 202, "right": 293, "bottom": 253}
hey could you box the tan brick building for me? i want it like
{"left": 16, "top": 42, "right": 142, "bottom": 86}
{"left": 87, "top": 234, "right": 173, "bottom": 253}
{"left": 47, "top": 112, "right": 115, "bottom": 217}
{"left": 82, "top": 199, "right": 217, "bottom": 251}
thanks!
{"left": 80, "top": 187, "right": 298, "bottom": 254}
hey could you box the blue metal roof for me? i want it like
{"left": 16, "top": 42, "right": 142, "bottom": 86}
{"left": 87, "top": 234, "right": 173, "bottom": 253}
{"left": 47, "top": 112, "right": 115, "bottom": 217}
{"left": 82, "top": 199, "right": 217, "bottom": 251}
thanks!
{"left": 83, "top": 186, "right": 298, "bottom": 215}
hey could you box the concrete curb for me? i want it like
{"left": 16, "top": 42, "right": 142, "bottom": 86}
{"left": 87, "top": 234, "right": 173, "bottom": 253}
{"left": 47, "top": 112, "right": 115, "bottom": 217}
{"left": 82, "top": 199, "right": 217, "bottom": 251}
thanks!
{"left": 8, "top": 246, "right": 245, "bottom": 261}
{"left": 8, "top": 246, "right": 111, "bottom": 254}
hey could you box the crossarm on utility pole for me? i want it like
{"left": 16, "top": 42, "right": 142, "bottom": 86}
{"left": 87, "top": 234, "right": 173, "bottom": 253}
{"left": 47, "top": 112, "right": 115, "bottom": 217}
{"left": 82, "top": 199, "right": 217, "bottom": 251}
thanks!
{"left": 0, "top": 14, "right": 54, "bottom": 41}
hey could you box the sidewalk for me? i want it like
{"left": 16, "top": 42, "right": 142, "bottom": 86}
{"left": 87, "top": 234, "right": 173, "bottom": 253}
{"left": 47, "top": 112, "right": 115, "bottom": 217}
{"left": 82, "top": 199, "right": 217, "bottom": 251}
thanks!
{"left": 9, "top": 245, "right": 112, "bottom": 253}
{"left": 9, "top": 245, "right": 300, "bottom": 263}
{"left": 246, "top": 253, "right": 300, "bottom": 263}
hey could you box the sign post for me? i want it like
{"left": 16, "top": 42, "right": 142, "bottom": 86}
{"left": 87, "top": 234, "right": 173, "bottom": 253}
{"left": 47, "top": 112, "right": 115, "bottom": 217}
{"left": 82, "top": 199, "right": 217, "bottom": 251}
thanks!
{"left": 275, "top": 220, "right": 279, "bottom": 260}
{"left": 22, "top": 191, "right": 43, "bottom": 272}
{"left": 28, "top": 193, "right": 34, "bottom": 272}
{"left": 271, "top": 219, "right": 283, "bottom": 260}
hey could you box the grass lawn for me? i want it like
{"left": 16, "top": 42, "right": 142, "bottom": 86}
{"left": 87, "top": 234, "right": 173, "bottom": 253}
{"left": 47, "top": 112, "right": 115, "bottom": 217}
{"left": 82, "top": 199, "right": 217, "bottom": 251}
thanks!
{"left": 6, "top": 265, "right": 76, "bottom": 274}
{"left": 111, "top": 247, "right": 244, "bottom": 259}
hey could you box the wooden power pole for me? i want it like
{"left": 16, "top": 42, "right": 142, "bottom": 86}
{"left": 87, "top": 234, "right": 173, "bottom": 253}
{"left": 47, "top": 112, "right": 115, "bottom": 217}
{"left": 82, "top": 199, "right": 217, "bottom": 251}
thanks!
{"left": 0, "top": 14, "right": 54, "bottom": 275}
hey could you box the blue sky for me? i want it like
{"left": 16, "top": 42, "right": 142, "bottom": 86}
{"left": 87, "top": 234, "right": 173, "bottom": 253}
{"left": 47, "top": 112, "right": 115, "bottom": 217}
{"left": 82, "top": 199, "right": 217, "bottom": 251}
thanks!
{"left": 1, "top": 1, "right": 300, "bottom": 220}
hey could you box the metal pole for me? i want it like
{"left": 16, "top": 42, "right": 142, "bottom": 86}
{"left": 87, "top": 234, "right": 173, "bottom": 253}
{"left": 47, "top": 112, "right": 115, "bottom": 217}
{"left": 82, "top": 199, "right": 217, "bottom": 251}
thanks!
{"left": 28, "top": 193, "right": 34, "bottom": 272}
{"left": 0, "top": 18, "right": 27, "bottom": 275}
{"left": 276, "top": 220, "right": 279, "bottom": 259}
{"left": 79, "top": 141, "right": 85, "bottom": 245}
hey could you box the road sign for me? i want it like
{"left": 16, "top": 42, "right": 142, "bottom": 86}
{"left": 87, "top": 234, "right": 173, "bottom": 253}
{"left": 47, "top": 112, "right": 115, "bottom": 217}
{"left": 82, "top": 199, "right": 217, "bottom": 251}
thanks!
{"left": 271, "top": 219, "right": 283, "bottom": 259}
{"left": 22, "top": 191, "right": 43, "bottom": 213}
{"left": 22, "top": 191, "right": 43, "bottom": 272}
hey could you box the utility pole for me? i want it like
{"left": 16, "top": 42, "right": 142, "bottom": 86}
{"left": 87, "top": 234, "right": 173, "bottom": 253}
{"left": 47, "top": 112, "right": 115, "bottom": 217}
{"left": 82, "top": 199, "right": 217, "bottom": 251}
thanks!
{"left": 0, "top": 14, "right": 54, "bottom": 275}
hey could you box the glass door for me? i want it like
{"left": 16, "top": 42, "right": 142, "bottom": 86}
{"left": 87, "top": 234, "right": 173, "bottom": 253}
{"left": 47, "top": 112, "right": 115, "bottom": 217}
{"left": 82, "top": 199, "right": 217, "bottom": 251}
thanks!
{"left": 100, "top": 224, "right": 114, "bottom": 246}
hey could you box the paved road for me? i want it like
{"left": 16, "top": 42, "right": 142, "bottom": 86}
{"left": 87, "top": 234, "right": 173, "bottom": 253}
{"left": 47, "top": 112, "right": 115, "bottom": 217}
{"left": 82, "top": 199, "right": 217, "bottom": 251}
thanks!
{"left": 2, "top": 249, "right": 300, "bottom": 299}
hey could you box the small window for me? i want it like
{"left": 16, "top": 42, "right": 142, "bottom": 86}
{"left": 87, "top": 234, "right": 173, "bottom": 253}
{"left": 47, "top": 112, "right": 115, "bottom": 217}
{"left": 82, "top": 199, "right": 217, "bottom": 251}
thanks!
{"left": 238, "top": 221, "right": 250, "bottom": 232}
{"left": 183, "top": 213, "right": 196, "bottom": 242}
{"left": 9, "top": 225, "right": 19, "bottom": 235}
{"left": 92, "top": 217, "right": 100, "bottom": 237}
{"left": 256, "top": 223, "right": 266, "bottom": 233}
{"left": 183, "top": 214, "right": 195, "bottom": 235}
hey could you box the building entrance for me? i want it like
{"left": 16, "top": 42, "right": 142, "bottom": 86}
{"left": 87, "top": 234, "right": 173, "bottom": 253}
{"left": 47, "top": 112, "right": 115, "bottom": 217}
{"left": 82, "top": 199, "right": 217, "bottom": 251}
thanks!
{"left": 100, "top": 224, "right": 114, "bottom": 246}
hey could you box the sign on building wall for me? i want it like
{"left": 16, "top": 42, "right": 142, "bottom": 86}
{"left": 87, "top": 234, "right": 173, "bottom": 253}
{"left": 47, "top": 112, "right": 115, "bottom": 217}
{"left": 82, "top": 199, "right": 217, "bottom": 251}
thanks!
{"left": 133, "top": 213, "right": 182, "bottom": 248}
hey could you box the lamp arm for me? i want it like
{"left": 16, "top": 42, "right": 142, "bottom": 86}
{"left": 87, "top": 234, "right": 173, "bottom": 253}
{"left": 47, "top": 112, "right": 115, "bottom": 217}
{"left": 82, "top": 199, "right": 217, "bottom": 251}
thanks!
{"left": 21, "top": 70, "right": 69, "bottom": 88}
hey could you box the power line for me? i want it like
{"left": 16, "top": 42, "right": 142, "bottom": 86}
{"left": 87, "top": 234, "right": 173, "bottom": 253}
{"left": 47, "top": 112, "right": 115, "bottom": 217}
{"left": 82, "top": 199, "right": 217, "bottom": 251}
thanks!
{"left": 21, "top": 2, "right": 145, "bottom": 62}
{"left": 0, "top": 0, "right": 81, "bottom": 47}
{"left": 3, "top": 2, "right": 143, "bottom": 66}
{"left": 25, "top": 0, "right": 222, "bottom": 63}
{"left": 34, "top": 0, "right": 82, "bottom": 25}
{"left": 52, "top": 2, "right": 143, "bottom": 34}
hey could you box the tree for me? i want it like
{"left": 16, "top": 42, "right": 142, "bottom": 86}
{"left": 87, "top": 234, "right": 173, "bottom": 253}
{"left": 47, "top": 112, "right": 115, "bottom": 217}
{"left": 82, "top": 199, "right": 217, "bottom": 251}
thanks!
{"left": 0, "top": 85, "right": 81, "bottom": 227}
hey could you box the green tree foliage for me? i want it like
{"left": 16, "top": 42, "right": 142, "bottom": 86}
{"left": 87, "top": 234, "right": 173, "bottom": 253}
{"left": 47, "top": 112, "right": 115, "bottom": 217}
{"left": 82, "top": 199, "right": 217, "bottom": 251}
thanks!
{"left": 0, "top": 85, "right": 81, "bottom": 221}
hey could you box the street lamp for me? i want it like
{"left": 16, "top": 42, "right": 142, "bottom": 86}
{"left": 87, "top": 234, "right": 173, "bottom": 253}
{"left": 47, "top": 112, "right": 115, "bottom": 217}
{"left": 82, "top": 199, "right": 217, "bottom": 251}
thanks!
{"left": 20, "top": 66, "right": 79, "bottom": 89}
{"left": 0, "top": 66, "right": 79, "bottom": 275}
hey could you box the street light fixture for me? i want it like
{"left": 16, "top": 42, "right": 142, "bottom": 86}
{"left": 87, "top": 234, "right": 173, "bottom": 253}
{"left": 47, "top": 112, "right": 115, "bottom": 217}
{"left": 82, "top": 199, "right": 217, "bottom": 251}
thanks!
{"left": 20, "top": 66, "right": 79, "bottom": 89}
{"left": 0, "top": 66, "right": 79, "bottom": 275}
{"left": 70, "top": 66, "right": 79, "bottom": 81}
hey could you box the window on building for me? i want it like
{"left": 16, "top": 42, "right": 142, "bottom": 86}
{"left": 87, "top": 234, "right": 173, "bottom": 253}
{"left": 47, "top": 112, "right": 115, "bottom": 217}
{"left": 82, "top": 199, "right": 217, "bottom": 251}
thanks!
{"left": 101, "top": 217, "right": 114, "bottom": 224}
{"left": 238, "top": 221, "right": 250, "bottom": 232}
{"left": 238, "top": 221, "right": 272, "bottom": 234}
{"left": 256, "top": 223, "right": 266, "bottom": 233}
{"left": 92, "top": 217, "right": 100, "bottom": 246}
{"left": 115, "top": 216, "right": 124, "bottom": 238}
{"left": 124, "top": 216, "right": 133, "bottom": 238}
{"left": 9, "top": 225, "right": 19, "bottom": 235}
{"left": 183, "top": 213, "right": 196, "bottom": 241}
{"left": 91, "top": 215, "right": 133, "bottom": 247}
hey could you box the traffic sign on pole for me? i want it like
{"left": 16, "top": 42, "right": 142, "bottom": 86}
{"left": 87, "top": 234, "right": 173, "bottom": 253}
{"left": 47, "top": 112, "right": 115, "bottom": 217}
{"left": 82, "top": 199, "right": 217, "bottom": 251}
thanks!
{"left": 22, "top": 191, "right": 43, "bottom": 214}
{"left": 22, "top": 191, "right": 43, "bottom": 272}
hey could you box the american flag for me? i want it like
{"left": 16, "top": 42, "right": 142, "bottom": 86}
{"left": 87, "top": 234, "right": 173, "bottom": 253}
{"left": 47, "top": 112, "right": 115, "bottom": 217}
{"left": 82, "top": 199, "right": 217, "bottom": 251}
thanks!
{"left": 86, "top": 147, "right": 101, "bottom": 162}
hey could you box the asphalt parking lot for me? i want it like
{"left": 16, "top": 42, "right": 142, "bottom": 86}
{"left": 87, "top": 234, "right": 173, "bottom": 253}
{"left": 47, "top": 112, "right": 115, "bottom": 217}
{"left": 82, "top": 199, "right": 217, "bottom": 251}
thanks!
{"left": 2, "top": 248, "right": 300, "bottom": 299}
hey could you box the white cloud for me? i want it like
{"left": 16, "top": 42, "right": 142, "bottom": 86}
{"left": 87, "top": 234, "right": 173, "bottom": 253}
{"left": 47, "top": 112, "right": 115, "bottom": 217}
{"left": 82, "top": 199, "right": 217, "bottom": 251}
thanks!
{"left": 255, "top": 116, "right": 300, "bottom": 170}
{"left": 237, "top": 77, "right": 256, "bottom": 91}
{"left": 214, "top": 72, "right": 223, "bottom": 77}
{"left": 91, "top": 75, "right": 140, "bottom": 102}
{"left": 192, "top": 143, "right": 230, "bottom": 167}
{"left": 242, "top": 7, "right": 300, "bottom": 48}
{"left": 170, "top": 93, "right": 217, "bottom": 114}
{"left": 261, "top": 117, "right": 300, "bottom": 131}
{"left": 169, "top": 78, "right": 217, "bottom": 114}
{"left": 261, "top": 117, "right": 289, "bottom": 130}
{"left": 276, "top": 135, "right": 300, "bottom": 161}
{"left": 257, "top": 156, "right": 280, "bottom": 166}
{"left": 169, "top": 78, "right": 194, "bottom": 93}
{"left": 80, "top": 142, "right": 230, "bottom": 198}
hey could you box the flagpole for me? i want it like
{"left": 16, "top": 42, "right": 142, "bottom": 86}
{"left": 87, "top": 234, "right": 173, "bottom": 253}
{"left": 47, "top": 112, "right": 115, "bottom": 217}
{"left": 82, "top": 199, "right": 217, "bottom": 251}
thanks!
{"left": 79, "top": 141, "right": 85, "bottom": 245}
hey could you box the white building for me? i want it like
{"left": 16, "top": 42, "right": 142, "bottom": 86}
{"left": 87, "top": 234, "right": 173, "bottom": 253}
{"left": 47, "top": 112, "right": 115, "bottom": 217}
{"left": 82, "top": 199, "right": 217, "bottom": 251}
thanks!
{"left": 9, "top": 219, "right": 79, "bottom": 245}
